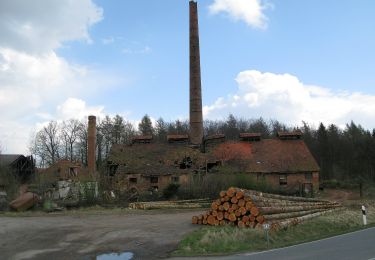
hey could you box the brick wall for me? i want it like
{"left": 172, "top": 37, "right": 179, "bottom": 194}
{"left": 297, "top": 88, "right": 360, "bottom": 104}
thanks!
{"left": 255, "top": 171, "right": 319, "bottom": 194}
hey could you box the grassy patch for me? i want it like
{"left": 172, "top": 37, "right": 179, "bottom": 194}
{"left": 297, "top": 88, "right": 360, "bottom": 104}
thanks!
{"left": 173, "top": 203, "right": 375, "bottom": 256}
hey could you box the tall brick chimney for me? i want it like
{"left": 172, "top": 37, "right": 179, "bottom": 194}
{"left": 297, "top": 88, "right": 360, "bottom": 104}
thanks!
{"left": 87, "top": 115, "right": 96, "bottom": 176}
{"left": 189, "top": 0, "right": 204, "bottom": 145}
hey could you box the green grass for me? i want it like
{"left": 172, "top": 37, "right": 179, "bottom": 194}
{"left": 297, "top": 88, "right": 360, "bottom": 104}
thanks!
{"left": 173, "top": 203, "right": 375, "bottom": 257}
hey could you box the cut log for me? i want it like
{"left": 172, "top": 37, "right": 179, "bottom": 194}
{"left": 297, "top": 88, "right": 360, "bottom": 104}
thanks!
{"left": 256, "top": 215, "right": 265, "bottom": 224}
{"left": 236, "top": 190, "right": 244, "bottom": 200}
{"left": 245, "top": 201, "right": 254, "bottom": 211}
{"left": 238, "top": 221, "right": 245, "bottom": 228}
{"left": 223, "top": 202, "right": 230, "bottom": 211}
{"left": 238, "top": 199, "right": 245, "bottom": 207}
{"left": 207, "top": 215, "right": 216, "bottom": 225}
{"left": 217, "top": 211, "right": 224, "bottom": 221}
{"left": 250, "top": 206, "right": 259, "bottom": 217}
{"left": 231, "top": 196, "right": 238, "bottom": 204}
{"left": 231, "top": 204, "right": 238, "bottom": 211}
{"left": 236, "top": 188, "right": 330, "bottom": 203}
{"left": 228, "top": 213, "right": 237, "bottom": 222}
{"left": 192, "top": 216, "right": 198, "bottom": 224}
{"left": 259, "top": 204, "right": 341, "bottom": 215}
{"left": 220, "top": 191, "right": 227, "bottom": 197}
{"left": 239, "top": 206, "right": 247, "bottom": 216}
{"left": 263, "top": 209, "right": 328, "bottom": 221}
{"left": 226, "top": 187, "right": 236, "bottom": 197}
{"left": 270, "top": 208, "right": 338, "bottom": 230}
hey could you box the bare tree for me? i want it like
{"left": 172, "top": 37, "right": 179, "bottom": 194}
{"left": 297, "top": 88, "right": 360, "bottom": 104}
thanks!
{"left": 33, "top": 121, "right": 60, "bottom": 166}
{"left": 76, "top": 121, "right": 88, "bottom": 166}
{"left": 60, "top": 119, "right": 81, "bottom": 161}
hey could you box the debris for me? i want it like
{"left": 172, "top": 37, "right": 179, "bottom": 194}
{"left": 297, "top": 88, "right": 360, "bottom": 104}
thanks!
{"left": 9, "top": 192, "right": 38, "bottom": 211}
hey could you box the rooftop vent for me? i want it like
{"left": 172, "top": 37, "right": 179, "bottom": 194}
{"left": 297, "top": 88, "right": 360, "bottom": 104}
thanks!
{"left": 239, "top": 133, "right": 261, "bottom": 142}
{"left": 167, "top": 134, "right": 189, "bottom": 144}
{"left": 205, "top": 134, "right": 225, "bottom": 142}
{"left": 277, "top": 131, "right": 302, "bottom": 140}
{"left": 132, "top": 135, "right": 153, "bottom": 144}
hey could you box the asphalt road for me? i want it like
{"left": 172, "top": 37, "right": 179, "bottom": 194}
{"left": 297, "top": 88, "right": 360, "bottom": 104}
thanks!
{"left": 171, "top": 227, "right": 375, "bottom": 260}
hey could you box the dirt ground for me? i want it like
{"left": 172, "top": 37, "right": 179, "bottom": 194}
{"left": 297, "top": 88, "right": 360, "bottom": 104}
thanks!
{"left": 0, "top": 209, "right": 205, "bottom": 260}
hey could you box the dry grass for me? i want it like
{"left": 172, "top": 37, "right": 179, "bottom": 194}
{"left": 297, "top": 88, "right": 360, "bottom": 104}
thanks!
{"left": 173, "top": 202, "right": 375, "bottom": 256}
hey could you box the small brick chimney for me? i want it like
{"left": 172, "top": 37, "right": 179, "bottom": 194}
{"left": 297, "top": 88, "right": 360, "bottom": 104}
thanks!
{"left": 87, "top": 115, "right": 96, "bottom": 176}
{"left": 189, "top": 0, "right": 204, "bottom": 145}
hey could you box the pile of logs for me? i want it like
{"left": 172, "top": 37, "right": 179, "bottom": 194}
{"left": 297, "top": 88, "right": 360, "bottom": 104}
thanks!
{"left": 129, "top": 198, "right": 211, "bottom": 210}
{"left": 192, "top": 187, "right": 341, "bottom": 230}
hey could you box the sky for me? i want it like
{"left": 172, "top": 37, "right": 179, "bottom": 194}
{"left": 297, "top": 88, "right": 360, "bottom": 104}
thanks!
{"left": 1, "top": 0, "right": 375, "bottom": 154}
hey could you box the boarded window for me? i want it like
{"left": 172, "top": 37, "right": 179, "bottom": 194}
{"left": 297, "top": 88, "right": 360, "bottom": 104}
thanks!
{"left": 279, "top": 174, "right": 287, "bottom": 185}
{"left": 172, "top": 176, "right": 179, "bottom": 183}
{"left": 305, "top": 173, "right": 312, "bottom": 182}
{"left": 129, "top": 177, "right": 137, "bottom": 184}
{"left": 150, "top": 177, "right": 158, "bottom": 183}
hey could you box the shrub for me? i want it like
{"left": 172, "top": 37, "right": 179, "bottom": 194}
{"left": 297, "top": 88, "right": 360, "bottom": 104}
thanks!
{"left": 163, "top": 183, "right": 180, "bottom": 199}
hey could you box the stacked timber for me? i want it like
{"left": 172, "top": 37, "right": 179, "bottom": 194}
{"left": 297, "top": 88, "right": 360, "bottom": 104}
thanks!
{"left": 192, "top": 187, "right": 340, "bottom": 229}
{"left": 129, "top": 198, "right": 211, "bottom": 210}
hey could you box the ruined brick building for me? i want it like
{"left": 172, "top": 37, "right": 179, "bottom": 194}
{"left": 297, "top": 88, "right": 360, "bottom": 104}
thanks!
{"left": 105, "top": 1, "right": 320, "bottom": 196}
{"left": 0, "top": 154, "right": 35, "bottom": 184}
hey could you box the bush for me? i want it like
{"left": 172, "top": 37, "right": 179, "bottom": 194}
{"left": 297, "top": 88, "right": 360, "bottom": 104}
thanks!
{"left": 177, "top": 173, "right": 273, "bottom": 200}
{"left": 163, "top": 183, "right": 180, "bottom": 199}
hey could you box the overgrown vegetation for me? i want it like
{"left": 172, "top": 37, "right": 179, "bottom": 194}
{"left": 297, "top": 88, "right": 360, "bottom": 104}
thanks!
{"left": 177, "top": 173, "right": 273, "bottom": 200}
{"left": 163, "top": 183, "right": 180, "bottom": 199}
{"left": 173, "top": 203, "right": 375, "bottom": 256}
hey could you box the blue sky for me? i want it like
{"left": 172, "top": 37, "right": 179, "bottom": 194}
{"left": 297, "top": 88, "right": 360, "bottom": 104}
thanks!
{"left": 1, "top": 0, "right": 375, "bottom": 153}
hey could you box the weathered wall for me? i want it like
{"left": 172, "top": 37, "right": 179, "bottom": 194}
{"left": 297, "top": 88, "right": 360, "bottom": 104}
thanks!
{"left": 109, "top": 172, "right": 189, "bottom": 194}
{"left": 256, "top": 172, "right": 319, "bottom": 194}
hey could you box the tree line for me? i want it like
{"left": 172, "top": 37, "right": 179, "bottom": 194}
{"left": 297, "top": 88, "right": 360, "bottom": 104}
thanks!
{"left": 29, "top": 114, "right": 375, "bottom": 182}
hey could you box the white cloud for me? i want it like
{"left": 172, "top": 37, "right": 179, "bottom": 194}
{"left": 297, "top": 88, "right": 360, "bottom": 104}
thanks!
{"left": 0, "top": 0, "right": 110, "bottom": 154}
{"left": 57, "top": 98, "right": 105, "bottom": 121}
{"left": 204, "top": 70, "right": 375, "bottom": 129}
{"left": 0, "top": 0, "right": 103, "bottom": 54}
{"left": 102, "top": 37, "right": 115, "bottom": 45}
{"left": 209, "top": 0, "right": 271, "bottom": 29}
{"left": 122, "top": 46, "right": 152, "bottom": 55}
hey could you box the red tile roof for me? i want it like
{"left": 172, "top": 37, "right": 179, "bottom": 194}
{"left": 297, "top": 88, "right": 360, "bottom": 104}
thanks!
{"left": 246, "top": 139, "right": 319, "bottom": 173}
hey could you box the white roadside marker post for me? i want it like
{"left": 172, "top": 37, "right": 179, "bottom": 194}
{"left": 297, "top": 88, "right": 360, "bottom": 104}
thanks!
{"left": 263, "top": 223, "right": 270, "bottom": 248}
{"left": 362, "top": 205, "right": 367, "bottom": 225}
